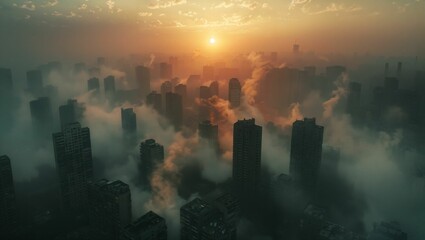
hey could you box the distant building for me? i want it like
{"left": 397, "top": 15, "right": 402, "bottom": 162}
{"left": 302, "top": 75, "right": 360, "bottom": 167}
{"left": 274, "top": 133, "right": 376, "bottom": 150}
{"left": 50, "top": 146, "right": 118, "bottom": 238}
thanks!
{"left": 59, "top": 99, "right": 85, "bottom": 129}
{"left": 161, "top": 80, "right": 173, "bottom": 110}
{"left": 53, "top": 122, "right": 93, "bottom": 213}
{"left": 121, "top": 108, "right": 137, "bottom": 134}
{"left": 181, "top": 198, "right": 232, "bottom": 240}
{"left": 293, "top": 44, "right": 300, "bottom": 54}
{"left": 368, "top": 221, "right": 407, "bottom": 240}
{"left": 104, "top": 75, "right": 116, "bottom": 99}
{"left": 0, "top": 68, "right": 13, "bottom": 92}
{"left": 290, "top": 118, "right": 324, "bottom": 194}
{"left": 88, "top": 77, "right": 100, "bottom": 92}
{"left": 232, "top": 119, "right": 262, "bottom": 196}
{"left": 88, "top": 179, "right": 132, "bottom": 240}
{"left": 346, "top": 81, "right": 362, "bottom": 122}
{"left": 199, "top": 86, "right": 212, "bottom": 122}
{"left": 30, "top": 97, "right": 54, "bottom": 135}
{"left": 209, "top": 81, "right": 219, "bottom": 97}
{"left": 123, "top": 211, "right": 167, "bottom": 240}
{"left": 165, "top": 92, "right": 183, "bottom": 130}
{"left": 27, "top": 70, "right": 43, "bottom": 96}
{"left": 159, "top": 62, "right": 173, "bottom": 79}
{"left": 198, "top": 120, "right": 219, "bottom": 152}
{"left": 174, "top": 84, "right": 187, "bottom": 107}
{"left": 146, "top": 91, "right": 162, "bottom": 114}
{"left": 140, "top": 139, "right": 164, "bottom": 187}
{"left": 326, "top": 65, "right": 346, "bottom": 80}
{"left": 0, "top": 155, "right": 18, "bottom": 237}
{"left": 135, "top": 66, "right": 151, "bottom": 98}
{"left": 228, "top": 78, "right": 241, "bottom": 108}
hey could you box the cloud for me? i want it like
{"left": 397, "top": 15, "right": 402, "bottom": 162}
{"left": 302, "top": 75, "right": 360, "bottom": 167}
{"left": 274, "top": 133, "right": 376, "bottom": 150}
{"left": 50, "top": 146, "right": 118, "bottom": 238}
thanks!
{"left": 41, "top": 0, "right": 59, "bottom": 8}
{"left": 288, "top": 0, "right": 311, "bottom": 10}
{"left": 78, "top": 4, "right": 88, "bottom": 11}
{"left": 148, "top": 0, "right": 187, "bottom": 9}
{"left": 19, "top": 1, "right": 36, "bottom": 11}
{"left": 139, "top": 12, "right": 153, "bottom": 17}
{"left": 106, "top": 0, "right": 115, "bottom": 10}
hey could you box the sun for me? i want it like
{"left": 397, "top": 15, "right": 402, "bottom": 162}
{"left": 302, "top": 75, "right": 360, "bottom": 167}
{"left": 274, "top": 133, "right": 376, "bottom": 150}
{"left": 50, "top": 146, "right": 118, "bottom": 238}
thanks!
{"left": 209, "top": 37, "right": 216, "bottom": 44}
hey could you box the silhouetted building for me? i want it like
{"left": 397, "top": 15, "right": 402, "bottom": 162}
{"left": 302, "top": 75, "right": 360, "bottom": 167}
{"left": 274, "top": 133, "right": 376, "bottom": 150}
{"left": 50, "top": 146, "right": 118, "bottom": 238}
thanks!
{"left": 135, "top": 66, "right": 151, "bottom": 98}
{"left": 59, "top": 99, "right": 84, "bottom": 129}
{"left": 121, "top": 108, "right": 137, "bottom": 134}
{"left": 146, "top": 91, "right": 162, "bottom": 114}
{"left": 165, "top": 92, "right": 183, "bottom": 130}
{"left": 88, "top": 179, "right": 132, "bottom": 240}
{"left": 211, "top": 193, "right": 239, "bottom": 240}
{"left": 159, "top": 62, "right": 172, "bottom": 79}
{"left": 369, "top": 221, "right": 407, "bottom": 240}
{"left": 123, "top": 211, "right": 167, "bottom": 240}
{"left": 384, "top": 77, "right": 399, "bottom": 91}
{"left": 232, "top": 119, "right": 262, "bottom": 196}
{"left": 181, "top": 198, "right": 232, "bottom": 240}
{"left": 397, "top": 62, "right": 402, "bottom": 77}
{"left": 209, "top": 81, "right": 219, "bottom": 97}
{"left": 30, "top": 97, "right": 53, "bottom": 135}
{"left": 346, "top": 81, "right": 362, "bottom": 122}
{"left": 104, "top": 75, "right": 116, "bottom": 99}
{"left": 304, "top": 66, "right": 316, "bottom": 78}
{"left": 198, "top": 120, "right": 219, "bottom": 152}
{"left": 174, "top": 84, "right": 187, "bottom": 106}
{"left": 203, "top": 65, "right": 215, "bottom": 82}
{"left": 53, "top": 122, "right": 93, "bottom": 213}
{"left": 140, "top": 139, "right": 164, "bottom": 187}
{"left": 228, "top": 78, "right": 241, "bottom": 108}
{"left": 0, "top": 155, "right": 18, "bottom": 237}
{"left": 385, "top": 62, "right": 389, "bottom": 77}
{"left": 27, "top": 69, "right": 43, "bottom": 96}
{"left": 88, "top": 77, "right": 100, "bottom": 92}
{"left": 199, "top": 86, "right": 212, "bottom": 122}
{"left": 0, "top": 68, "right": 13, "bottom": 92}
{"left": 326, "top": 66, "right": 346, "bottom": 80}
{"left": 290, "top": 118, "right": 324, "bottom": 194}
{"left": 161, "top": 80, "right": 173, "bottom": 110}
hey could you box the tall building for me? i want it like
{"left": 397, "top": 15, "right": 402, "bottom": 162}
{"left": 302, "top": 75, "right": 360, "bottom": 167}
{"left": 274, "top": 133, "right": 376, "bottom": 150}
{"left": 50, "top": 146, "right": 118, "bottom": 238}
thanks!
{"left": 368, "top": 221, "right": 407, "bottom": 240}
{"left": 397, "top": 62, "right": 403, "bottom": 77}
{"left": 121, "top": 108, "right": 137, "bottom": 134}
{"left": 181, "top": 198, "right": 232, "bottom": 240}
{"left": 26, "top": 69, "right": 43, "bottom": 96}
{"left": 346, "top": 81, "right": 362, "bottom": 122}
{"left": 0, "top": 155, "right": 18, "bottom": 237}
{"left": 159, "top": 62, "right": 173, "bottom": 79}
{"left": 289, "top": 118, "right": 324, "bottom": 193}
{"left": 0, "top": 68, "right": 13, "bottom": 92}
{"left": 123, "top": 211, "right": 167, "bottom": 240}
{"left": 146, "top": 91, "right": 162, "bottom": 114}
{"left": 232, "top": 119, "right": 262, "bottom": 196}
{"left": 198, "top": 120, "right": 219, "bottom": 152}
{"left": 174, "top": 84, "right": 187, "bottom": 107}
{"left": 209, "top": 81, "right": 219, "bottom": 97}
{"left": 135, "top": 66, "right": 150, "bottom": 98}
{"left": 228, "top": 78, "right": 241, "bottom": 108}
{"left": 140, "top": 139, "right": 164, "bottom": 187}
{"left": 88, "top": 179, "right": 132, "bottom": 240}
{"left": 165, "top": 92, "right": 183, "bottom": 130}
{"left": 88, "top": 77, "right": 100, "bottom": 92}
{"left": 104, "top": 75, "right": 116, "bottom": 99}
{"left": 161, "top": 80, "right": 173, "bottom": 110}
{"left": 199, "top": 86, "right": 212, "bottom": 122}
{"left": 30, "top": 97, "right": 54, "bottom": 135}
{"left": 53, "top": 122, "right": 93, "bottom": 212}
{"left": 59, "top": 99, "right": 84, "bottom": 130}
{"left": 326, "top": 65, "right": 346, "bottom": 80}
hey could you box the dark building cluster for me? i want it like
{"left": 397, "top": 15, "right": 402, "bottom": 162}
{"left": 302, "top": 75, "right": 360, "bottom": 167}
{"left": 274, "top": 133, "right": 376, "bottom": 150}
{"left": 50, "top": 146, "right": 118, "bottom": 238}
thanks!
{"left": 1, "top": 50, "right": 422, "bottom": 240}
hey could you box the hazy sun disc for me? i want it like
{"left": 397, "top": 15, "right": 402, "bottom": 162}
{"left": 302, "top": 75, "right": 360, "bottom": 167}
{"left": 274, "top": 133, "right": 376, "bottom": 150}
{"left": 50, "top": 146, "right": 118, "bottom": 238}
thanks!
{"left": 209, "top": 37, "right": 216, "bottom": 44}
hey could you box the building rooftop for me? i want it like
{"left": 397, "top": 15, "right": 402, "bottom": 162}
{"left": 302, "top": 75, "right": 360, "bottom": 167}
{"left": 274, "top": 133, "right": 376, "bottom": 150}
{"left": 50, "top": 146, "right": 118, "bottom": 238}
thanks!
{"left": 127, "top": 211, "right": 165, "bottom": 233}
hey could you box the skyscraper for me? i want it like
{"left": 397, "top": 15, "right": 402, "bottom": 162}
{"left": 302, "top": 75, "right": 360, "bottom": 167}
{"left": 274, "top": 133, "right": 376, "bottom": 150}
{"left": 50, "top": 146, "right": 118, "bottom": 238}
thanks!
{"left": 181, "top": 198, "right": 232, "bottom": 240}
{"left": 26, "top": 69, "right": 43, "bottom": 96}
{"left": 140, "top": 139, "right": 164, "bottom": 187}
{"left": 289, "top": 118, "right": 324, "bottom": 193}
{"left": 87, "top": 77, "right": 100, "bottom": 92}
{"left": 0, "top": 68, "right": 13, "bottom": 92}
{"left": 198, "top": 120, "right": 219, "bottom": 152}
{"left": 228, "top": 78, "right": 241, "bottom": 108}
{"left": 199, "top": 86, "right": 212, "bottom": 122}
{"left": 165, "top": 92, "right": 183, "bottom": 130}
{"left": 121, "top": 108, "right": 137, "bottom": 134}
{"left": 146, "top": 91, "right": 163, "bottom": 114}
{"left": 88, "top": 179, "right": 132, "bottom": 240}
{"left": 174, "top": 84, "right": 187, "bottom": 107}
{"left": 232, "top": 118, "right": 262, "bottom": 196}
{"left": 0, "top": 155, "right": 18, "bottom": 237}
{"left": 123, "top": 211, "right": 167, "bottom": 240}
{"left": 159, "top": 62, "right": 172, "bottom": 79}
{"left": 104, "top": 75, "right": 116, "bottom": 99}
{"left": 161, "top": 80, "right": 173, "bottom": 110}
{"left": 30, "top": 97, "right": 53, "bottom": 135}
{"left": 135, "top": 66, "right": 150, "bottom": 98}
{"left": 59, "top": 99, "right": 84, "bottom": 130}
{"left": 209, "top": 81, "right": 219, "bottom": 97}
{"left": 53, "top": 122, "right": 93, "bottom": 212}
{"left": 346, "top": 82, "right": 362, "bottom": 122}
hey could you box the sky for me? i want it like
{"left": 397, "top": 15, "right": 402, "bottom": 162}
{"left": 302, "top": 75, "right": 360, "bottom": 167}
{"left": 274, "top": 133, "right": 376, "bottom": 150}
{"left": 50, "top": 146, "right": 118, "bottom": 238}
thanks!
{"left": 0, "top": 0, "right": 424, "bottom": 59}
